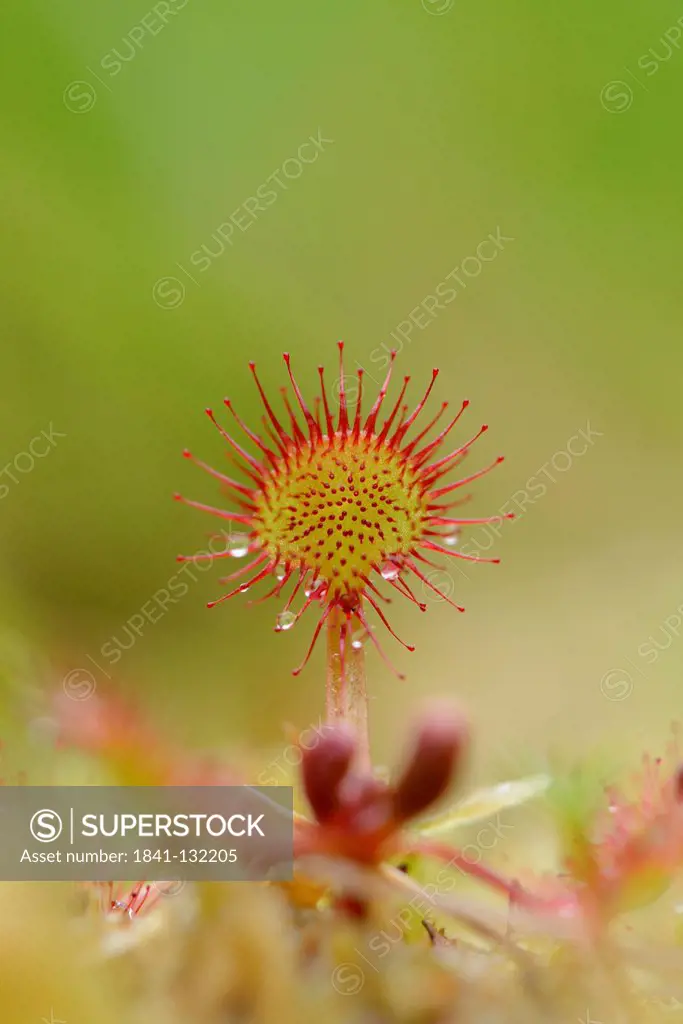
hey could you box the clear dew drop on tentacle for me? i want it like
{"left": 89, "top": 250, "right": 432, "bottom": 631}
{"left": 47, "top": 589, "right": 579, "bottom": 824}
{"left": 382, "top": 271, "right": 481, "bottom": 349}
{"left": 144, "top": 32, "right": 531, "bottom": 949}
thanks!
{"left": 226, "top": 532, "right": 251, "bottom": 558}
{"left": 380, "top": 561, "right": 401, "bottom": 582}
{"left": 351, "top": 627, "right": 371, "bottom": 650}
{"left": 275, "top": 610, "right": 297, "bottom": 632}
{"left": 305, "top": 579, "right": 328, "bottom": 600}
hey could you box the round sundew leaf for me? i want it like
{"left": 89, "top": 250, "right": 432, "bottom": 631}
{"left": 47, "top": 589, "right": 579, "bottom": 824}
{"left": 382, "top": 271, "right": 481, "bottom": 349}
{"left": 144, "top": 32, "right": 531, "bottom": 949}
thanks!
{"left": 180, "top": 347, "right": 508, "bottom": 676}
{"left": 413, "top": 774, "right": 551, "bottom": 836}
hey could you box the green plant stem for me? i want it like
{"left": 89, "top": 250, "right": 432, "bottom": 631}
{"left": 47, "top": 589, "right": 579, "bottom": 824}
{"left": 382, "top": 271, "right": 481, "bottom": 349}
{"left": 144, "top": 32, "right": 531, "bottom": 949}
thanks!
{"left": 326, "top": 608, "right": 371, "bottom": 771}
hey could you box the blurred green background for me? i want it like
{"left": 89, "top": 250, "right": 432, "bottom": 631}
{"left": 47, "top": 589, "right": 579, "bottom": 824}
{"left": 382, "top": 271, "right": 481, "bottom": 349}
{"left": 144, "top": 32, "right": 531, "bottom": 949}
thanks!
{"left": 1, "top": 0, "right": 682, "bottom": 783}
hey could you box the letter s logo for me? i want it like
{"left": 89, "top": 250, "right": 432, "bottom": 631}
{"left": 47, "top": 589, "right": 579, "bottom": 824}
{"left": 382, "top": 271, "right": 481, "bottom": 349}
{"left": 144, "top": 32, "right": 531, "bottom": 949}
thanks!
{"left": 30, "top": 809, "right": 63, "bottom": 843}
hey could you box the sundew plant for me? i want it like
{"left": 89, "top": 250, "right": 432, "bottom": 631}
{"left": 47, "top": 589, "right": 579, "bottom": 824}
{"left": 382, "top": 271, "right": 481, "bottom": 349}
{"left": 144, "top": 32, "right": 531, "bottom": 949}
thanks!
{"left": 3, "top": 346, "right": 683, "bottom": 1024}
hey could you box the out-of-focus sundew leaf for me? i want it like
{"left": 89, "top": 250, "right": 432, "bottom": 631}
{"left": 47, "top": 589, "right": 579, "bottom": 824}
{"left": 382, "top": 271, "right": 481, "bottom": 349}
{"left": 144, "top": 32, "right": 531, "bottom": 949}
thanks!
{"left": 414, "top": 774, "right": 551, "bottom": 837}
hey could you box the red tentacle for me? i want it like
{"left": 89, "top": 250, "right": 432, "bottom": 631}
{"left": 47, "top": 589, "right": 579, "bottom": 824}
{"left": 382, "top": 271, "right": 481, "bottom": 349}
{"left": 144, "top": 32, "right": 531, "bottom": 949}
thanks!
{"left": 250, "top": 362, "right": 291, "bottom": 447}
{"left": 284, "top": 353, "right": 320, "bottom": 443}
{"left": 364, "top": 351, "right": 396, "bottom": 434}
{"left": 391, "top": 369, "right": 439, "bottom": 448}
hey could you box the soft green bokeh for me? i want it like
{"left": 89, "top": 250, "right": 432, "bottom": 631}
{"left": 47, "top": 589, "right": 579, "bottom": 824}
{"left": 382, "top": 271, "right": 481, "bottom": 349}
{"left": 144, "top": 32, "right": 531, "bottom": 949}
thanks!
{"left": 1, "top": 1, "right": 682, "bottom": 780}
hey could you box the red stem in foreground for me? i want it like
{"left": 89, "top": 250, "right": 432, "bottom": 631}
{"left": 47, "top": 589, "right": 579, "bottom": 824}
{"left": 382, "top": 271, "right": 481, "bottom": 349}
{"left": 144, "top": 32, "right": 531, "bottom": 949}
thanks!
{"left": 405, "top": 837, "right": 542, "bottom": 910}
{"left": 326, "top": 607, "right": 371, "bottom": 772}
